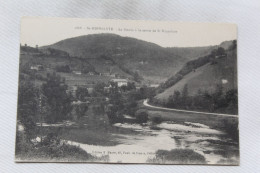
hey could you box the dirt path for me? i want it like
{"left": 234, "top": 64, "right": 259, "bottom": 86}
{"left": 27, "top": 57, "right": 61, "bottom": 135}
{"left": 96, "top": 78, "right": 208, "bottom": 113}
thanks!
{"left": 143, "top": 99, "right": 238, "bottom": 118}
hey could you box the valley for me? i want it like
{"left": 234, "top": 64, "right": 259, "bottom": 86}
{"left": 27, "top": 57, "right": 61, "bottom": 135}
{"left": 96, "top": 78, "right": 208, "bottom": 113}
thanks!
{"left": 16, "top": 33, "right": 238, "bottom": 164}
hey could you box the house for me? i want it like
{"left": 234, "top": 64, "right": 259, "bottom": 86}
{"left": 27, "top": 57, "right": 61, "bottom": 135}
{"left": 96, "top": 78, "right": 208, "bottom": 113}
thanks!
{"left": 109, "top": 74, "right": 116, "bottom": 77}
{"left": 111, "top": 78, "right": 128, "bottom": 87}
{"left": 150, "top": 84, "right": 159, "bottom": 88}
{"left": 215, "top": 53, "right": 227, "bottom": 59}
{"left": 102, "top": 72, "right": 111, "bottom": 76}
{"left": 72, "top": 71, "right": 82, "bottom": 75}
{"left": 67, "top": 85, "right": 78, "bottom": 96}
{"left": 30, "top": 65, "right": 44, "bottom": 71}
{"left": 88, "top": 72, "right": 94, "bottom": 76}
{"left": 72, "top": 100, "right": 90, "bottom": 105}
{"left": 222, "top": 79, "right": 228, "bottom": 84}
{"left": 139, "top": 60, "right": 148, "bottom": 65}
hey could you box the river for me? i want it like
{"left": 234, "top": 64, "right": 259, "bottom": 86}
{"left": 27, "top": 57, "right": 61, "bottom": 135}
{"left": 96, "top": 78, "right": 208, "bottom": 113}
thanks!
{"left": 67, "top": 121, "right": 239, "bottom": 164}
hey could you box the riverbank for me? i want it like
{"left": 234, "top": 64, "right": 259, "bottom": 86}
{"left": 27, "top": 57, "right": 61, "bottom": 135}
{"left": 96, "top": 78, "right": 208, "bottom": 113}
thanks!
{"left": 67, "top": 121, "right": 239, "bottom": 164}
{"left": 16, "top": 118, "right": 239, "bottom": 164}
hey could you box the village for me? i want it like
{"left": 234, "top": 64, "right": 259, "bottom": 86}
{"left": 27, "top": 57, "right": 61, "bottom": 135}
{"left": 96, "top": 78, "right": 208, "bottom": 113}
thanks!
{"left": 19, "top": 44, "right": 160, "bottom": 126}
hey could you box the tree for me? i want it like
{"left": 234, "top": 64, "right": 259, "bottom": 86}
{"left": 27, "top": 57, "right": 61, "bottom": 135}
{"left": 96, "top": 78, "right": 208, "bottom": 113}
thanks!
{"left": 212, "top": 84, "right": 226, "bottom": 110}
{"left": 123, "top": 90, "right": 139, "bottom": 116}
{"left": 93, "top": 82, "right": 106, "bottom": 96}
{"left": 197, "top": 89, "right": 202, "bottom": 96}
{"left": 120, "top": 82, "right": 136, "bottom": 92}
{"left": 215, "top": 84, "right": 223, "bottom": 97}
{"left": 216, "top": 47, "right": 225, "bottom": 56}
{"left": 139, "top": 86, "right": 147, "bottom": 99}
{"left": 106, "top": 104, "right": 118, "bottom": 124}
{"left": 17, "top": 81, "right": 38, "bottom": 140}
{"left": 167, "top": 90, "right": 181, "bottom": 108}
{"left": 135, "top": 109, "right": 148, "bottom": 124}
{"left": 229, "top": 40, "right": 237, "bottom": 50}
{"left": 126, "top": 82, "right": 136, "bottom": 91}
{"left": 225, "top": 89, "right": 238, "bottom": 114}
{"left": 210, "top": 49, "right": 217, "bottom": 57}
{"left": 225, "top": 89, "right": 237, "bottom": 105}
{"left": 106, "top": 84, "right": 124, "bottom": 124}
{"left": 181, "top": 84, "right": 190, "bottom": 108}
{"left": 81, "top": 62, "right": 95, "bottom": 74}
{"left": 76, "top": 86, "right": 89, "bottom": 101}
{"left": 133, "top": 71, "right": 141, "bottom": 82}
{"left": 151, "top": 114, "right": 162, "bottom": 124}
{"left": 192, "top": 88, "right": 204, "bottom": 109}
{"left": 75, "top": 103, "right": 88, "bottom": 120}
{"left": 120, "top": 85, "right": 127, "bottom": 92}
{"left": 202, "top": 90, "right": 214, "bottom": 111}
{"left": 55, "top": 65, "right": 71, "bottom": 73}
{"left": 139, "top": 85, "right": 155, "bottom": 100}
{"left": 42, "top": 72, "right": 73, "bottom": 123}
{"left": 182, "top": 84, "right": 188, "bottom": 99}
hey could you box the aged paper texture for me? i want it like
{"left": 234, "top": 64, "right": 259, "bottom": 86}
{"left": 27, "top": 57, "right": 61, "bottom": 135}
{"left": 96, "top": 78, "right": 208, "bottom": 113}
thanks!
{"left": 16, "top": 17, "right": 238, "bottom": 165}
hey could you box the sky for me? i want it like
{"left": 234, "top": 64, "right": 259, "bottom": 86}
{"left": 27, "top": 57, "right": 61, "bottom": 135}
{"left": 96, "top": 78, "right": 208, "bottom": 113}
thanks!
{"left": 21, "top": 17, "right": 237, "bottom": 48}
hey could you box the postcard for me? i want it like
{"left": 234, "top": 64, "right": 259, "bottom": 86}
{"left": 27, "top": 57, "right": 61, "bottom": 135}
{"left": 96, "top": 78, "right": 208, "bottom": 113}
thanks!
{"left": 16, "top": 17, "right": 238, "bottom": 165}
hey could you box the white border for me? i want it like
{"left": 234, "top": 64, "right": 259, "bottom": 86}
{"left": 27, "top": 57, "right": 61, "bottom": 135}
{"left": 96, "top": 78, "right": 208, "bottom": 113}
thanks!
{"left": 1, "top": 0, "right": 260, "bottom": 172}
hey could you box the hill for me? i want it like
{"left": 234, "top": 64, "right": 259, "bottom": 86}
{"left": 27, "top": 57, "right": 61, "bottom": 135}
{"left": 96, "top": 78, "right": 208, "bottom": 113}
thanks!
{"left": 165, "top": 40, "right": 233, "bottom": 61}
{"left": 155, "top": 41, "right": 237, "bottom": 102}
{"left": 41, "top": 34, "right": 219, "bottom": 84}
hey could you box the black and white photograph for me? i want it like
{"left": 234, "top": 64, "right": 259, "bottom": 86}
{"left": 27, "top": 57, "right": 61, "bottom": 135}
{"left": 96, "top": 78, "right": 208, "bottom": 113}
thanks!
{"left": 15, "top": 17, "right": 238, "bottom": 165}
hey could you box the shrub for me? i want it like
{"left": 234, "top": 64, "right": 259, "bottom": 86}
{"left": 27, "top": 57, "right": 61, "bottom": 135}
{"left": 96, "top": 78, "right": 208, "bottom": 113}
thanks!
{"left": 148, "top": 149, "right": 206, "bottom": 164}
{"left": 15, "top": 132, "right": 98, "bottom": 162}
{"left": 150, "top": 125, "right": 161, "bottom": 130}
{"left": 151, "top": 114, "right": 162, "bottom": 124}
{"left": 135, "top": 109, "right": 148, "bottom": 124}
{"left": 55, "top": 65, "right": 71, "bottom": 73}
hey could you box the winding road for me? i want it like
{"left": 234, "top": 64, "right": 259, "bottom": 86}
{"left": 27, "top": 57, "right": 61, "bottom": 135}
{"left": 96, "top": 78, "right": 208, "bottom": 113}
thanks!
{"left": 143, "top": 99, "right": 238, "bottom": 118}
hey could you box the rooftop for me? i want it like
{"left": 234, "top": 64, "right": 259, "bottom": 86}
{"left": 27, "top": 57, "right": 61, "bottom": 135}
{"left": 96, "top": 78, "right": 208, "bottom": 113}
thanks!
{"left": 111, "top": 79, "right": 128, "bottom": 82}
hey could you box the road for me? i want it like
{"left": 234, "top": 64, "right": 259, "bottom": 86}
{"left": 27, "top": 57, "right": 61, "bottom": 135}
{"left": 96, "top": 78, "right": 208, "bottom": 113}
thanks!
{"left": 143, "top": 99, "right": 238, "bottom": 118}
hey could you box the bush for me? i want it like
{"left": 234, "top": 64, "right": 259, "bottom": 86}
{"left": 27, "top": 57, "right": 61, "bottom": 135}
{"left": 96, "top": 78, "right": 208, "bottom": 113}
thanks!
{"left": 221, "top": 119, "right": 239, "bottom": 141}
{"left": 15, "top": 132, "right": 100, "bottom": 162}
{"left": 150, "top": 125, "right": 161, "bottom": 130}
{"left": 150, "top": 114, "right": 162, "bottom": 124}
{"left": 148, "top": 149, "right": 206, "bottom": 164}
{"left": 55, "top": 65, "right": 71, "bottom": 73}
{"left": 135, "top": 109, "right": 148, "bottom": 124}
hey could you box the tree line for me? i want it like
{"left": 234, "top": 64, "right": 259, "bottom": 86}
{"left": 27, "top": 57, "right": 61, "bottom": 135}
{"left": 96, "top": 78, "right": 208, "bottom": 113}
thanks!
{"left": 152, "top": 84, "right": 238, "bottom": 114}
{"left": 17, "top": 71, "right": 157, "bottom": 141}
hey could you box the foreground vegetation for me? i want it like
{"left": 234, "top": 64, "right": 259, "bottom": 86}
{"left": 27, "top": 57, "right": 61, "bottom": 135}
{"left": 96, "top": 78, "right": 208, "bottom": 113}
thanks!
{"left": 152, "top": 84, "right": 238, "bottom": 115}
{"left": 147, "top": 149, "right": 206, "bottom": 164}
{"left": 15, "top": 131, "right": 109, "bottom": 162}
